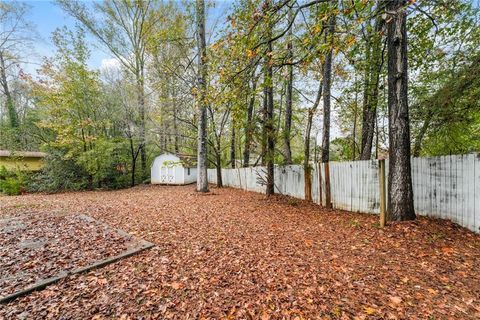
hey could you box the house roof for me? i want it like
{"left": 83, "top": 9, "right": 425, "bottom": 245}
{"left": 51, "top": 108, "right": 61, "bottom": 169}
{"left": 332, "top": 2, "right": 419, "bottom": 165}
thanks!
{"left": 0, "top": 150, "right": 47, "bottom": 158}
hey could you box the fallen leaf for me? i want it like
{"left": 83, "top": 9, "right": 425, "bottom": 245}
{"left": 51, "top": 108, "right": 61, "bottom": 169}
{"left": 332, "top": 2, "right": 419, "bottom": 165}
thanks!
{"left": 170, "top": 282, "right": 184, "bottom": 290}
{"left": 389, "top": 296, "right": 402, "bottom": 305}
{"left": 427, "top": 288, "right": 438, "bottom": 295}
{"left": 441, "top": 247, "right": 455, "bottom": 254}
{"left": 364, "top": 307, "right": 376, "bottom": 315}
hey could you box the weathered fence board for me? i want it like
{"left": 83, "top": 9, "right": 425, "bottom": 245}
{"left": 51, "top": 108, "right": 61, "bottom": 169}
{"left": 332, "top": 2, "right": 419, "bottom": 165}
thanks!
{"left": 208, "top": 153, "right": 480, "bottom": 233}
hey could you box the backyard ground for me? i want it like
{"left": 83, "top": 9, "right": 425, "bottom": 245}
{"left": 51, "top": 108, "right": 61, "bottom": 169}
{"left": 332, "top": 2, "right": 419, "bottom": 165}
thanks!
{"left": 1, "top": 185, "right": 479, "bottom": 319}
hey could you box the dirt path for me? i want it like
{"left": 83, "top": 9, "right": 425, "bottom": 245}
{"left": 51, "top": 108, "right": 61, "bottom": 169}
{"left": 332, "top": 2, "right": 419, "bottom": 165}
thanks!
{"left": 1, "top": 185, "right": 479, "bottom": 319}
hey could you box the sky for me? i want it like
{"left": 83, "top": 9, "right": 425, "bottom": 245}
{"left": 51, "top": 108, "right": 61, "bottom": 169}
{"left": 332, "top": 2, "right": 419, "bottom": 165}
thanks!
{"left": 20, "top": 0, "right": 340, "bottom": 139}
{"left": 23, "top": 0, "right": 232, "bottom": 74}
{"left": 23, "top": 0, "right": 111, "bottom": 72}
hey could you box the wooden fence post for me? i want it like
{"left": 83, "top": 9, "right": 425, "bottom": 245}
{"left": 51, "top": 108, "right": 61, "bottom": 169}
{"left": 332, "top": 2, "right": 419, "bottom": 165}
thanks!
{"left": 379, "top": 159, "right": 387, "bottom": 227}
{"left": 304, "top": 165, "right": 312, "bottom": 201}
{"left": 325, "top": 161, "right": 332, "bottom": 209}
{"left": 318, "top": 162, "right": 323, "bottom": 206}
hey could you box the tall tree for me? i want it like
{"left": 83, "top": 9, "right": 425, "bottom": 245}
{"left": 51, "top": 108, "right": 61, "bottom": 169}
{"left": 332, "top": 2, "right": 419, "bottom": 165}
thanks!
{"left": 32, "top": 27, "right": 120, "bottom": 189}
{"left": 386, "top": 0, "right": 415, "bottom": 221}
{"left": 230, "top": 120, "right": 236, "bottom": 168}
{"left": 264, "top": 0, "right": 275, "bottom": 195}
{"left": 207, "top": 103, "right": 230, "bottom": 188}
{"left": 360, "top": 3, "right": 385, "bottom": 160}
{"left": 196, "top": 0, "right": 208, "bottom": 192}
{"left": 0, "top": 52, "right": 17, "bottom": 129}
{"left": 321, "top": 11, "right": 336, "bottom": 163}
{"left": 243, "top": 74, "right": 257, "bottom": 167}
{"left": 57, "top": 0, "right": 157, "bottom": 180}
{"left": 283, "top": 7, "right": 294, "bottom": 165}
{"left": 304, "top": 80, "right": 322, "bottom": 201}
{"left": 261, "top": 76, "right": 268, "bottom": 167}
{"left": 0, "top": 1, "right": 35, "bottom": 132}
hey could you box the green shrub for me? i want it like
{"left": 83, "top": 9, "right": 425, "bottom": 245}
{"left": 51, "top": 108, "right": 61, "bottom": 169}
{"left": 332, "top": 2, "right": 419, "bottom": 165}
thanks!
{"left": 0, "top": 165, "right": 9, "bottom": 180}
{"left": 0, "top": 177, "right": 23, "bottom": 195}
{"left": 27, "top": 143, "right": 132, "bottom": 193}
{"left": 27, "top": 149, "right": 89, "bottom": 193}
{"left": 0, "top": 167, "right": 25, "bottom": 196}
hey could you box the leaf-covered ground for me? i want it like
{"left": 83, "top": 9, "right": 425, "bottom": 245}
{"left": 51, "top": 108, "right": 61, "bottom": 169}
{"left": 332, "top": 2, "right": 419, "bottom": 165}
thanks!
{"left": 0, "top": 213, "right": 133, "bottom": 299}
{"left": 1, "top": 185, "right": 479, "bottom": 319}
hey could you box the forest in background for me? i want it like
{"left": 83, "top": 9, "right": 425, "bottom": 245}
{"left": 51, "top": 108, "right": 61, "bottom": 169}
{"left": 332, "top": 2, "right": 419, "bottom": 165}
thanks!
{"left": 1, "top": 0, "right": 479, "bottom": 200}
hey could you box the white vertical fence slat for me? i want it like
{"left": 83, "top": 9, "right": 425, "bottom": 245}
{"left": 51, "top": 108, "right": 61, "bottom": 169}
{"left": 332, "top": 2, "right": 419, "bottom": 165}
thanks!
{"left": 206, "top": 153, "right": 479, "bottom": 233}
{"left": 474, "top": 154, "right": 479, "bottom": 232}
{"left": 466, "top": 154, "right": 476, "bottom": 231}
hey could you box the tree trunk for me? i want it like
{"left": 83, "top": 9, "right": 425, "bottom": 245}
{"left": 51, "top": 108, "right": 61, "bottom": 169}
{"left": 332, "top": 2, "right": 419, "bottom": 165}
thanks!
{"left": 304, "top": 81, "right": 323, "bottom": 202}
{"left": 136, "top": 72, "right": 147, "bottom": 181}
{"left": 304, "top": 111, "right": 313, "bottom": 201}
{"left": 360, "top": 14, "right": 385, "bottom": 160}
{"left": 243, "top": 77, "right": 256, "bottom": 167}
{"left": 412, "top": 110, "right": 433, "bottom": 157}
{"left": 261, "top": 76, "right": 268, "bottom": 167}
{"left": 172, "top": 80, "right": 180, "bottom": 154}
{"left": 230, "top": 120, "right": 236, "bottom": 168}
{"left": 129, "top": 135, "right": 137, "bottom": 187}
{"left": 265, "top": 10, "right": 275, "bottom": 196}
{"left": 386, "top": 0, "right": 415, "bottom": 221}
{"left": 283, "top": 8, "right": 294, "bottom": 165}
{"left": 321, "top": 14, "right": 336, "bottom": 163}
{"left": 216, "top": 150, "right": 223, "bottom": 187}
{"left": 0, "top": 52, "right": 18, "bottom": 129}
{"left": 131, "top": 157, "right": 136, "bottom": 187}
{"left": 196, "top": 0, "right": 209, "bottom": 192}
{"left": 352, "top": 75, "right": 358, "bottom": 160}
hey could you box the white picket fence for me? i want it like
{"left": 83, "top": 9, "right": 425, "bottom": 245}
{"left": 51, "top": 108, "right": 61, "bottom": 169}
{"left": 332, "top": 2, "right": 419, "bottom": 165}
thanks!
{"left": 207, "top": 153, "right": 480, "bottom": 233}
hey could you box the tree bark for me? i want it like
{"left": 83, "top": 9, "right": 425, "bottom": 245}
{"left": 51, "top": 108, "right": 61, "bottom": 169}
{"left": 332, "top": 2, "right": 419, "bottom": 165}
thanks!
{"left": 128, "top": 133, "right": 139, "bottom": 187}
{"left": 0, "top": 51, "right": 18, "bottom": 129}
{"left": 304, "top": 81, "right": 323, "bottom": 202}
{"left": 136, "top": 70, "right": 147, "bottom": 181}
{"left": 230, "top": 120, "right": 236, "bottom": 168}
{"left": 321, "top": 14, "right": 336, "bottom": 163}
{"left": 196, "top": 0, "right": 209, "bottom": 192}
{"left": 360, "top": 13, "right": 385, "bottom": 160}
{"left": 412, "top": 110, "right": 433, "bottom": 157}
{"left": 266, "top": 48, "right": 275, "bottom": 195}
{"left": 386, "top": 0, "right": 415, "bottom": 221}
{"left": 243, "top": 77, "right": 256, "bottom": 167}
{"left": 283, "top": 8, "right": 294, "bottom": 165}
{"left": 261, "top": 75, "right": 268, "bottom": 167}
{"left": 352, "top": 74, "right": 358, "bottom": 160}
{"left": 265, "top": 12, "right": 275, "bottom": 196}
{"left": 172, "top": 80, "right": 180, "bottom": 154}
{"left": 215, "top": 148, "right": 223, "bottom": 187}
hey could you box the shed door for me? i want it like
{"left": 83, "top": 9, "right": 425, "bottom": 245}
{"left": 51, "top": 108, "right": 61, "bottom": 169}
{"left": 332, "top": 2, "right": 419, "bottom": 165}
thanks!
{"left": 167, "top": 167, "right": 175, "bottom": 184}
{"left": 160, "top": 166, "right": 167, "bottom": 183}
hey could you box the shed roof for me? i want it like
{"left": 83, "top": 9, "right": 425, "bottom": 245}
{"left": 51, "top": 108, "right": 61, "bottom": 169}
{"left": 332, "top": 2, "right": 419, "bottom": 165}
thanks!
{"left": 156, "top": 153, "right": 196, "bottom": 167}
{"left": 176, "top": 153, "right": 197, "bottom": 167}
{"left": 0, "top": 150, "right": 47, "bottom": 158}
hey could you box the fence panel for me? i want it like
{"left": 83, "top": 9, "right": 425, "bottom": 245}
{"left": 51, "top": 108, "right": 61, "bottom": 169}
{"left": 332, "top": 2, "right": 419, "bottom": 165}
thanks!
{"left": 207, "top": 153, "right": 479, "bottom": 233}
{"left": 410, "top": 154, "right": 478, "bottom": 232}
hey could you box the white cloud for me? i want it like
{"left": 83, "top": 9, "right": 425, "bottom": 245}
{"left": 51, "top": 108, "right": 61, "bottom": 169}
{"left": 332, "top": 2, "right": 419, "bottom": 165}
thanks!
{"left": 100, "top": 58, "right": 121, "bottom": 71}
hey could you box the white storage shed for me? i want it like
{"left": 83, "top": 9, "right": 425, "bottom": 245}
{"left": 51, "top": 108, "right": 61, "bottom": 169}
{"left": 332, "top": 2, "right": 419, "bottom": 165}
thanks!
{"left": 151, "top": 153, "right": 197, "bottom": 185}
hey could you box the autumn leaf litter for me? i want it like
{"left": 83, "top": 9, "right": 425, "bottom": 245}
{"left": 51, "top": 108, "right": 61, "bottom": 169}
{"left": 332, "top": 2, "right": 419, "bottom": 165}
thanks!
{"left": 0, "top": 185, "right": 479, "bottom": 319}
